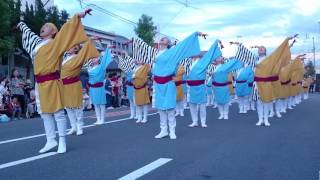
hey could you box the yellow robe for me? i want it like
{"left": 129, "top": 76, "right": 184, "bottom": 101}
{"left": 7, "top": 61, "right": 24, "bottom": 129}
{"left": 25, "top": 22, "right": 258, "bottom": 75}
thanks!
{"left": 228, "top": 73, "right": 234, "bottom": 95}
{"left": 61, "top": 41, "right": 100, "bottom": 108}
{"left": 173, "top": 65, "right": 185, "bottom": 101}
{"left": 255, "top": 38, "right": 291, "bottom": 102}
{"left": 34, "top": 15, "right": 88, "bottom": 113}
{"left": 302, "top": 77, "right": 313, "bottom": 93}
{"left": 290, "top": 57, "right": 304, "bottom": 96}
{"left": 278, "top": 63, "right": 292, "bottom": 99}
{"left": 133, "top": 64, "right": 150, "bottom": 106}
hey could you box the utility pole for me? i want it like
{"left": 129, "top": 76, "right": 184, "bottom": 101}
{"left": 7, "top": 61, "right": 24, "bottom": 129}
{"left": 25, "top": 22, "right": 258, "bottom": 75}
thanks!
{"left": 312, "top": 37, "right": 316, "bottom": 66}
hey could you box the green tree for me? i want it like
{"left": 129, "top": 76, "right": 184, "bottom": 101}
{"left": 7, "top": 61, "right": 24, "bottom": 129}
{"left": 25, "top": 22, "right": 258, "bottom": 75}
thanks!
{"left": 0, "top": 0, "right": 22, "bottom": 55}
{"left": 134, "top": 14, "right": 157, "bottom": 45}
{"left": 305, "top": 61, "right": 316, "bottom": 77}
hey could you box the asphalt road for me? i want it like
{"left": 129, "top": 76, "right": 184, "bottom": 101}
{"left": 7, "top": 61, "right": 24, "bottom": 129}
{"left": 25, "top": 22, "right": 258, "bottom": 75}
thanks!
{"left": 0, "top": 94, "right": 319, "bottom": 180}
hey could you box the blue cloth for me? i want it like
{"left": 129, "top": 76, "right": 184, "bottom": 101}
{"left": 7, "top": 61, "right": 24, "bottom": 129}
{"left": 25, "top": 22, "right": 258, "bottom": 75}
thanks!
{"left": 247, "top": 68, "right": 255, "bottom": 95}
{"left": 182, "top": 74, "right": 188, "bottom": 95}
{"left": 153, "top": 32, "right": 200, "bottom": 110}
{"left": 126, "top": 72, "right": 134, "bottom": 101}
{"left": 235, "top": 66, "right": 254, "bottom": 97}
{"left": 188, "top": 40, "right": 222, "bottom": 104}
{"left": 206, "top": 77, "right": 213, "bottom": 95}
{"left": 88, "top": 49, "right": 112, "bottom": 105}
{"left": 213, "top": 58, "right": 242, "bottom": 105}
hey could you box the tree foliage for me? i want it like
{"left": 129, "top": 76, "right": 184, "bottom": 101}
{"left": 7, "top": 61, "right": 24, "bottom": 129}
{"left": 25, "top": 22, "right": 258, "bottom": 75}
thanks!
{"left": 0, "top": 0, "right": 70, "bottom": 55}
{"left": 305, "top": 61, "right": 316, "bottom": 77}
{"left": 134, "top": 14, "right": 157, "bottom": 46}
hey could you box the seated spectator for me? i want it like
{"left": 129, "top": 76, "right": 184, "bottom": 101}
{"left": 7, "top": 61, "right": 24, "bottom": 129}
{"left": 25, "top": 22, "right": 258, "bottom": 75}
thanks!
{"left": 11, "top": 97, "right": 22, "bottom": 120}
{"left": 26, "top": 90, "right": 36, "bottom": 118}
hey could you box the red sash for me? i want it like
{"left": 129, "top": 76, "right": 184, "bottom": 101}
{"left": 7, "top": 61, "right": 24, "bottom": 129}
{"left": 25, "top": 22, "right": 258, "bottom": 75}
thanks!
{"left": 62, "top": 76, "right": 80, "bottom": 85}
{"left": 281, "top": 79, "right": 291, "bottom": 85}
{"left": 254, "top": 76, "right": 279, "bottom": 82}
{"left": 154, "top": 75, "right": 173, "bottom": 84}
{"left": 236, "top": 80, "right": 246, "bottom": 83}
{"left": 134, "top": 83, "right": 147, "bottom": 90}
{"left": 175, "top": 80, "right": 184, "bottom": 86}
{"left": 88, "top": 82, "right": 103, "bottom": 88}
{"left": 35, "top": 71, "right": 60, "bottom": 83}
{"left": 187, "top": 80, "right": 205, "bottom": 86}
{"left": 248, "top": 82, "right": 254, "bottom": 87}
{"left": 212, "top": 81, "right": 228, "bottom": 87}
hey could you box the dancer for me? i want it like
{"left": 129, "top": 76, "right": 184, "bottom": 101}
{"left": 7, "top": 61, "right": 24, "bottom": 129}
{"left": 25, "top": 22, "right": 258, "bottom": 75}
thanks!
{"left": 235, "top": 64, "right": 254, "bottom": 114}
{"left": 61, "top": 40, "right": 99, "bottom": 135}
{"left": 173, "top": 65, "right": 185, "bottom": 116}
{"left": 153, "top": 32, "right": 202, "bottom": 139}
{"left": 213, "top": 58, "right": 242, "bottom": 120}
{"left": 17, "top": 9, "right": 91, "bottom": 153}
{"left": 187, "top": 40, "right": 222, "bottom": 127}
{"left": 253, "top": 35, "right": 296, "bottom": 126}
{"left": 87, "top": 47, "right": 113, "bottom": 125}
{"left": 132, "top": 61, "right": 151, "bottom": 123}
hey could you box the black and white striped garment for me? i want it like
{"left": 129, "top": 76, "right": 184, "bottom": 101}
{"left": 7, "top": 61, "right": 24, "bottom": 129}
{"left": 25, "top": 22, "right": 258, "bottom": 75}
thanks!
{"left": 17, "top": 22, "right": 42, "bottom": 59}
{"left": 179, "top": 57, "right": 193, "bottom": 75}
{"left": 235, "top": 43, "right": 258, "bottom": 69}
{"left": 206, "top": 63, "right": 216, "bottom": 77}
{"left": 118, "top": 55, "right": 135, "bottom": 73}
{"left": 132, "top": 38, "right": 158, "bottom": 65}
{"left": 235, "top": 43, "right": 261, "bottom": 101}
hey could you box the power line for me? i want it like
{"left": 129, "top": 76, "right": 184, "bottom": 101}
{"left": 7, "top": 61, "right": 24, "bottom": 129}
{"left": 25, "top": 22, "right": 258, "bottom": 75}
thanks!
{"left": 77, "top": 0, "right": 178, "bottom": 40}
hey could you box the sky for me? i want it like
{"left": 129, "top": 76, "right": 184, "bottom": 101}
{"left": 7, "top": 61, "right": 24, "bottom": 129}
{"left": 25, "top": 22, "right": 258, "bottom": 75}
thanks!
{"left": 53, "top": 0, "right": 320, "bottom": 57}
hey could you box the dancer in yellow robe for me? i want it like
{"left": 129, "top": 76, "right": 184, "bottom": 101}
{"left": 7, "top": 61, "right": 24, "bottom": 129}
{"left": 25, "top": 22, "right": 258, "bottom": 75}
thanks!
{"left": 173, "top": 65, "right": 185, "bottom": 116}
{"left": 133, "top": 63, "right": 151, "bottom": 123}
{"left": 17, "top": 9, "right": 92, "bottom": 154}
{"left": 61, "top": 40, "right": 99, "bottom": 136}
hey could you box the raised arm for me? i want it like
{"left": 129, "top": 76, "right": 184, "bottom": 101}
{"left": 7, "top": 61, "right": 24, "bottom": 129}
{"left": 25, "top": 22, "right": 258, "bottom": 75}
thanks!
{"left": 17, "top": 22, "right": 42, "bottom": 58}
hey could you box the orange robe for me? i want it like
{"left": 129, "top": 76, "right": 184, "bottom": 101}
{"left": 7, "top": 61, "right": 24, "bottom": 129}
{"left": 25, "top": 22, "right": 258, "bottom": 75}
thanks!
{"left": 290, "top": 57, "right": 304, "bottom": 96}
{"left": 173, "top": 65, "right": 185, "bottom": 101}
{"left": 133, "top": 64, "right": 150, "bottom": 106}
{"left": 34, "top": 15, "right": 88, "bottom": 113}
{"left": 255, "top": 38, "right": 291, "bottom": 102}
{"left": 61, "top": 40, "right": 99, "bottom": 108}
{"left": 278, "top": 63, "right": 292, "bottom": 99}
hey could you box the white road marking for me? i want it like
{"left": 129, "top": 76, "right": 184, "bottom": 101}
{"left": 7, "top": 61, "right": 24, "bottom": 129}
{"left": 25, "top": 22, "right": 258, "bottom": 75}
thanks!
{"left": 0, "top": 112, "right": 158, "bottom": 145}
{"left": 118, "top": 158, "right": 172, "bottom": 180}
{"left": 0, "top": 152, "right": 57, "bottom": 170}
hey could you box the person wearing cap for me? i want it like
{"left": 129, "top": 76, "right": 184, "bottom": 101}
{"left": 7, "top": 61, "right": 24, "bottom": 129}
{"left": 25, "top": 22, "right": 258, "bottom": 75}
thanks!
{"left": 213, "top": 57, "right": 243, "bottom": 120}
{"left": 16, "top": 9, "right": 91, "bottom": 154}
{"left": 132, "top": 61, "right": 151, "bottom": 124}
{"left": 153, "top": 32, "right": 202, "bottom": 139}
{"left": 61, "top": 39, "right": 100, "bottom": 136}
{"left": 87, "top": 48, "right": 113, "bottom": 126}
{"left": 187, "top": 40, "right": 222, "bottom": 128}
{"left": 206, "top": 74, "right": 214, "bottom": 107}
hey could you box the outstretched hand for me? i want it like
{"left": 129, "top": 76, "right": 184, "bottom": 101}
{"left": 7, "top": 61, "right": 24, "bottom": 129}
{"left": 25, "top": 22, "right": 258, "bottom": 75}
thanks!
{"left": 198, "top": 32, "right": 208, "bottom": 39}
{"left": 229, "top": 41, "right": 240, "bottom": 45}
{"left": 78, "top": 8, "right": 92, "bottom": 18}
{"left": 289, "top": 34, "right": 298, "bottom": 40}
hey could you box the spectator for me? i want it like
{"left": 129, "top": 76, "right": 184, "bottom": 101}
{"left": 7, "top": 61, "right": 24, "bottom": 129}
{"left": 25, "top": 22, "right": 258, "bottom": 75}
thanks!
{"left": 11, "top": 97, "right": 22, "bottom": 120}
{"left": 26, "top": 89, "right": 36, "bottom": 118}
{"left": 105, "top": 74, "right": 112, "bottom": 109}
{"left": 10, "top": 69, "right": 26, "bottom": 113}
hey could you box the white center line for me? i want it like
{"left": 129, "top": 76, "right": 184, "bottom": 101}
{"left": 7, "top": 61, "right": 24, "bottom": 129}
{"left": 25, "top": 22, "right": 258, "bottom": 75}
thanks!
{"left": 0, "top": 152, "right": 57, "bottom": 170}
{"left": 0, "top": 112, "right": 158, "bottom": 145}
{"left": 118, "top": 158, "right": 172, "bottom": 180}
